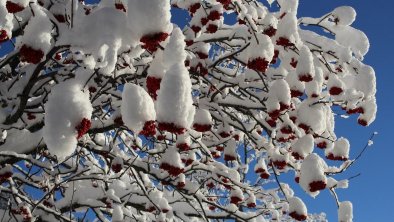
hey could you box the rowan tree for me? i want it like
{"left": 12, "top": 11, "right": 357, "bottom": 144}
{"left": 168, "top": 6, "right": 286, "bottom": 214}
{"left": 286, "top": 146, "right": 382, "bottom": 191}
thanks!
{"left": 0, "top": 0, "right": 377, "bottom": 221}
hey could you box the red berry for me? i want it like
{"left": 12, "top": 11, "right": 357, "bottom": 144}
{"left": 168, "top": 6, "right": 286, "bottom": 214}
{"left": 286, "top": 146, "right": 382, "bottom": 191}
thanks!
{"left": 309, "top": 180, "right": 326, "bottom": 192}
{"left": 146, "top": 76, "right": 161, "bottom": 100}
{"left": 299, "top": 74, "right": 313, "bottom": 82}
{"left": 289, "top": 211, "right": 307, "bottom": 221}
{"left": 75, "top": 118, "right": 91, "bottom": 139}
{"left": 177, "top": 143, "right": 190, "bottom": 152}
{"left": 20, "top": 45, "right": 44, "bottom": 64}
{"left": 188, "top": 3, "right": 201, "bottom": 15}
{"left": 298, "top": 123, "right": 310, "bottom": 133}
{"left": 111, "top": 163, "right": 122, "bottom": 173}
{"left": 158, "top": 122, "right": 186, "bottom": 135}
{"left": 358, "top": 118, "right": 368, "bottom": 126}
{"left": 206, "top": 24, "right": 218, "bottom": 33}
{"left": 208, "top": 11, "right": 221, "bottom": 21}
{"left": 193, "top": 123, "right": 211, "bottom": 132}
{"left": 276, "top": 37, "right": 294, "bottom": 47}
{"left": 329, "top": 86, "right": 343, "bottom": 95}
{"left": 0, "top": 30, "right": 9, "bottom": 43}
{"left": 247, "top": 202, "right": 256, "bottom": 208}
{"left": 230, "top": 196, "right": 242, "bottom": 204}
{"left": 6, "top": 1, "right": 24, "bottom": 13}
{"left": 191, "top": 25, "right": 201, "bottom": 33}
{"left": 140, "top": 120, "right": 156, "bottom": 137}
{"left": 140, "top": 32, "right": 169, "bottom": 53}
{"left": 54, "top": 14, "right": 66, "bottom": 23}
{"left": 290, "top": 58, "right": 298, "bottom": 68}
{"left": 272, "top": 160, "right": 287, "bottom": 170}
{"left": 290, "top": 89, "right": 303, "bottom": 98}
{"left": 247, "top": 57, "right": 269, "bottom": 73}
{"left": 219, "top": 131, "right": 231, "bottom": 138}
{"left": 316, "top": 141, "right": 327, "bottom": 149}
{"left": 263, "top": 26, "right": 277, "bottom": 37}
{"left": 271, "top": 50, "right": 279, "bottom": 64}
{"left": 115, "top": 3, "right": 126, "bottom": 12}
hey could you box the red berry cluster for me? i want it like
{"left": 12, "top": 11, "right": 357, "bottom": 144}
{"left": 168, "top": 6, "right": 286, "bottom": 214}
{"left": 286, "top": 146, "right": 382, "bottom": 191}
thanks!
{"left": 177, "top": 143, "right": 190, "bottom": 151}
{"left": 276, "top": 37, "right": 295, "bottom": 48}
{"left": 160, "top": 162, "right": 184, "bottom": 177}
{"left": 27, "top": 112, "right": 36, "bottom": 120}
{"left": 181, "top": 158, "right": 193, "bottom": 166}
{"left": 190, "top": 63, "right": 208, "bottom": 75}
{"left": 88, "top": 86, "right": 97, "bottom": 93}
{"left": 230, "top": 196, "right": 242, "bottom": 204}
{"left": 6, "top": 1, "right": 24, "bottom": 13}
{"left": 263, "top": 26, "right": 277, "bottom": 37}
{"left": 255, "top": 168, "right": 270, "bottom": 179}
{"left": 206, "top": 24, "right": 218, "bottom": 33}
{"left": 290, "top": 58, "right": 298, "bottom": 68}
{"left": 266, "top": 118, "right": 277, "bottom": 127}
{"left": 217, "top": 0, "right": 232, "bottom": 9}
{"left": 280, "top": 125, "right": 293, "bottom": 134}
{"left": 326, "top": 153, "right": 348, "bottom": 161}
{"left": 140, "top": 32, "right": 169, "bottom": 53}
{"left": 177, "top": 181, "right": 185, "bottom": 188}
{"left": 347, "top": 107, "right": 364, "bottom": 114}
{"left": 272, "top": 160, "right": 287, "bottom": 170}
{"left": 20, "top": 45, "right": 44, "bottom": 64}
{"left": 146, "top": 76, "right": 161, "bottom": 100}
{"left": 211, "top": 151, "right": 221, "bottom": 159}
{"left": 247, "top": 202, "right": 256, "bottom": 208}
{"left": 54, "top": 14, "right": 66, "bottom": 23}
{"left": 75, "top": 118, "right": 91, "bottom": 139}
{"left": 299, "top": 73, "right": 313, "bottom": 82}
{"left": 271, "top": 50, "right": 279, "bottom": 64}
{"left": 247, "top": 57, "right": 269, "bottom": 73}
{"left": 208, "top": 11, "right": 222, "bottom": 21}
{"left": 193, "top": 123, "right": 211, "bottom": 132}
{"left": 329, "top": 86, "right": 343, "bottom": 95}
{"left": 0, "top": 30, "right": 9, "bottom": 43}
{"left": 140, "top": 120, "right": 156, "bottom": 137}
{"left": 115, "top": 3, "right": 126, "bottom": 12}
{"left": 188, "top": 3, "right": 201, "bottom": 15}
{"left": 358, "top": 118, "right": 368, "bottom": 126}
{"left": 316, "top": 141, "right": 327, "bottom": 149}
{"left": 291, "top": 152, "right": 303, "bottom": 160}
{"left": 309, "top": 180, "right": 327, "bottom": 192}
{"left": 158, "top": 122, "right": 186, "bottom": 135}
{"left": 113, "top": 116, "right": 123, "bottom": 125}
{"left": 111, "top": 163, "right": 122, "bottom": 173}
{"left": 289, "top": 211, "right": 307, "bottom": 221}
{"left": 219, "top": 131, "right": 231, "bottom": 138}
{"left": 298, "top": 123, "right": 310, "bottom": 133}
{"left": 224, "top": 154, "right": 236, "bottom": 161}
{"left": 196, "top": 52, "right": 208, "bottom": 59}
{"left": 0, "top": 171, "right": 12, "bottom": 183}
{"left": 290, "top": 89, "right": 304, "bottom": 98}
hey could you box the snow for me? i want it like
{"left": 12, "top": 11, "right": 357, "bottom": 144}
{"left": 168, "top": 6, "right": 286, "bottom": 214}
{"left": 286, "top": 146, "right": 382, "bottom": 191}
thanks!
{"left": 296, "top": 45, "right": 315, "bottom": 82}
{"left": 325, "top": 137, "right": 350, "bottom": 160}
{"left": 331, "top": 6, "right": 357, "bottom": 26}
{"left": 300, "top": 153, "right": 327, "bottom": 197}
{"left": 43, "top": 80, "right": 93, "bottom": 159}
{"left": 156, "top": 62, "right": 195, "bottom": 133}
{"left": 121, "top": 83, "right": 156, "bottom": 134}
{"left": 288, "top": 196, "right": 307, "bottom": 220}
{"left": 127, "top": 0, "right": 172, "bottom": 38}
{"left": 16, "top": 4, "right": 53, "bottom": 63}
{"left": 338, "top": 201, "right": 353, "bottom": 222}
{"left": 291, "top": 134, "right": 314, "bottom": 160}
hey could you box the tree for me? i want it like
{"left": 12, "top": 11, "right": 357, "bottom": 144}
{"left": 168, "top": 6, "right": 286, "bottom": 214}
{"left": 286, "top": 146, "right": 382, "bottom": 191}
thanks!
{"left": 0, "top": 0, "right": 377, "bottom": 221}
